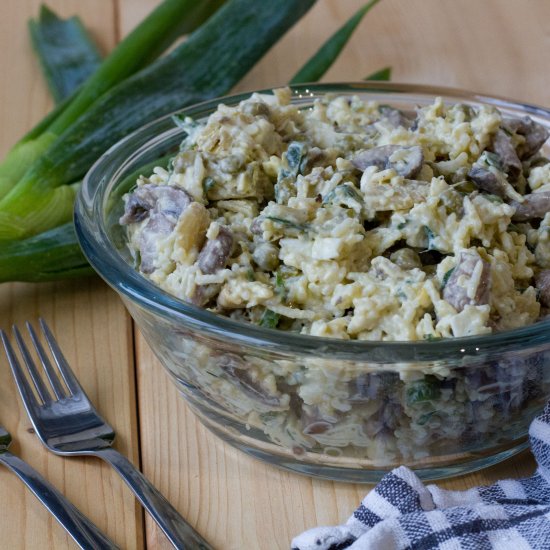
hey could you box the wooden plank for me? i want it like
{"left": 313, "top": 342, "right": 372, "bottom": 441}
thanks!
{"left": 129, "top": 0, "right": 547, "bottom": 548}
{"left": 0, "top": 1, "right": 143, "bottom": 548}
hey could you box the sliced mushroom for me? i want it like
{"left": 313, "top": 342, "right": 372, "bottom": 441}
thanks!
{"left": 121, "top": 185, "right": 193, "bottom": 274}
{"left": 120, "top": 184, "right": 192, "bottom": 225}
{"left": 503, "top": 116, "right": 549, "bottom": 159}
{"left": 219, "top": 354, "right": 283, "bottom": 408}
{"left": 468, "top": 151, "right": 525, "bottom": 201}
{"left": 138, "top": 214, "right": 175, "bottom": 274}
{"left": 197, "top": 226, "right": 234, "bottom": 274}
{"left": 468, "top": 165, "right": 507, "bottom": 198}
{"left": 490, "top": 129, "right": 522, "bottom": 180}
{"left": 352, "top": 145, "right": 424, "bottom": 179}
{"left": 188, "top": 283, "right": 220, "bottom": 308}
{"left": 510, "top": 192, "right": 550, "bottom": 221}
{"left": 443, "top": 250, "right": 491, "bottom": 312}
{"left": 535, "top": 270, "right": 550, "bottom": 307}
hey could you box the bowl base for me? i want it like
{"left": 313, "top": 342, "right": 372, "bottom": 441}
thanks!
{"left": 184, "top": 389, "right": 530, "bottom": 483}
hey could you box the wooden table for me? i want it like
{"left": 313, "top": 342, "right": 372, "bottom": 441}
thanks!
{"left": 1, "top": 1, "right": 547, "bottom": 548}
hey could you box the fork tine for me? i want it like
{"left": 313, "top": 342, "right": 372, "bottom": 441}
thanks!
{"left": 26, "top": 322, "right": 67, "bottom": 400}
{"left": 12, "top": 326, "right": 52, "bottom": 404}
{"left": 39, "top": 319, "right": 85, "bottom": 397}
{"left": 1, "top": 330, "right": 42, "bottom": 411}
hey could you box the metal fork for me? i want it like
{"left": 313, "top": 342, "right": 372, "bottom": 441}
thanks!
{"left": 1, "top": 320, "right": 213, "bottom": 550}
{"left": 0, "top": 424, "right": 118, "bottom": 549}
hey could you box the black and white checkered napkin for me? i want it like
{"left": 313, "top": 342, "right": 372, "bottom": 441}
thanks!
{"left": 291, "top": 401, "right": 550, "bottom": 550}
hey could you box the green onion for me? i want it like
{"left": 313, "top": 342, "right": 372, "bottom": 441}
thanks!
{"left": 441, "top": 267, "right": 455, "bottom": 290}
{"left": 0, "top": 155, "right": 172, "bottom": 281}
{"left": 0, "top": 0, "right": 317, "bottom": 241}
{"left": 423, "top": 225, "right": 437, "bottom": 250}
{"left": 290, "top": 0, "right": 380, "bottom": 84}
{"left": 322, "top": 184, "right": 363, "bottom": 205}
{"left": 28, "top": 5, "right": 102, "bottom": 103}
{"left": 406, "top": 376, "right": 441, "bottom": 405}
{"left": 0, "top": 223, "right": 92, "bottom": 282}
{"left": 0, "top": 0, "right": 220, "bottom": 204}
{"left": 259, "top": 309, "right": 281, "bottom": 328}
{"left": 47, "top": 0, "right": 216, "bottom": 137}
{"left": 265, "top": 217, "right": 310, "bottom": 231}
{"left": 365, "top": 66, "right": 392, "bottom": 81}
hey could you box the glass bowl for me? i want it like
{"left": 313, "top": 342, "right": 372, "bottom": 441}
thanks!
{"left": 75, "top": 82, "right": 550, "bottom": 482}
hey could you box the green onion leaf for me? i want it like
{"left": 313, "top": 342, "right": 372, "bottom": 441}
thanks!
{"left": 47, "top": 0, "right": 218, "bottom": 136}
{"left": 423, "top": 225, "right": 437, "bottom": 250}
{"left": 441, "top": 267, "right": 455, "bottom": 290}
{"left": 265, "top": 217, "right": 310, "bottom": 231}
{"left": 290, "top": 0, "right": 380, "bottom": 84}
{"left": 28, "top": 5, "right": 102, "bottom": 103}
{"left": 0, "top": 0, "right": 222, "bottom": 204}
{"left": 259, "top": 309, "right": 280, "bottom": 328}
{"left": 0, "top": 0, "right": 317, "bottom": 241}
{"left": 406, "top": 376, "right": 441, "bottom": 405}
{"left": 0, "top": 222, "right": 92, "bottom": 282}
{"left": 364, "top": 66, "right": 392, "bottom": 81}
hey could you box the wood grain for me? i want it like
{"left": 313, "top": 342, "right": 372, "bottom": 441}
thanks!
{"left": 1, "top": 0, "right": 548, "bottom": 549}
{"left": 131, "top": 1, "right": 541, "bottom": 549}
{"left": 0, "top": 1, "right": 142, "bottom": 549}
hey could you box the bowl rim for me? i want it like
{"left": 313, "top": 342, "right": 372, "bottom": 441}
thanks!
{"left": 75, "top": 81, "right": 550, "bottom": 361}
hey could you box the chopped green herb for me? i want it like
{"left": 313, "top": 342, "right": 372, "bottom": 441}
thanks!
{"left": 260, "top": 309, "right": 280, "bottom": 328}
{"left": 423, "top": 225, "right": 437, "bottom": 250}
{"left": 507, "top": 223, "right": 520, "bottom": 233}
{"left": 265, "top": 216, "right": 309, "bottom": 231}
{"left": 417, "top": 410, "right": 437, "bottom": 425}
{"left": 322, "top": 183, "right": 363, "bottom": 205}
{"left": 202, "top": 176, "right": 216, "bottom": 192}
{"left": 441, "top": 267, "right": 455, "bottom": 290}
{"left": 423, "top": 334, "right": 440, "bottom": 341}
{"left": 397, "top": 220, "right": 408, "bottom": 230}
{"left": 246, "top": 268, "right": 256, "bottom": 281}
{"left": 286, "top": 142, "right": 307, "bottom": 175}
{"left": 275, "top": 270, "right": 286, "bottom": 295}
{"left": 482, "top": 151, "right": 504, "bottom": 171}
{"left": 406, "top": 376, "right": 441, "bottom": 405}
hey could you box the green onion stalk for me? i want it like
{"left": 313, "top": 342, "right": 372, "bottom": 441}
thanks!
{"left": 0, "top": 0, "right": 317, "bottom": 242}
{"left": 0, "top": 0, "right": 219, "bottom": 203}
{"left": 0, "top": 0, "right": 389, "bottom": 282}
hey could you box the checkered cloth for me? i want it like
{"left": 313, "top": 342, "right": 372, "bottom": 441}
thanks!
{"left": 291, "top": 402, "right": 550, "bottom": 550}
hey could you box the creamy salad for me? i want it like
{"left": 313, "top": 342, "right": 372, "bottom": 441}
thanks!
{"left": 121, "top": 88, "right": 550, "bottom": 341}
{"left": 119, "top": 89, "right": 550, "bottom": 466}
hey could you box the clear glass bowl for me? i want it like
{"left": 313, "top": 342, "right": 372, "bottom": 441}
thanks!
{"left": 75, "top": 82, "right": 550, "bottom": 482}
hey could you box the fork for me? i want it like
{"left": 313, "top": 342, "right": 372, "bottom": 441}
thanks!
{"left": 1, "top": 320, "right": 214, "bottom": 550}
{"left": 0, "top": 424, "right": 118, "bottom": 549}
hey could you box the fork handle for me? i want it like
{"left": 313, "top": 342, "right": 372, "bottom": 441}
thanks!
{"left": 96, "top": 447, "right": 213, "bottom": 550}
{"left": 0, "top": 451, "right": 119, "bottom": 550}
